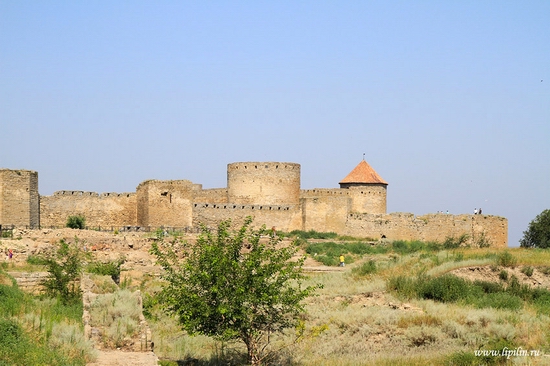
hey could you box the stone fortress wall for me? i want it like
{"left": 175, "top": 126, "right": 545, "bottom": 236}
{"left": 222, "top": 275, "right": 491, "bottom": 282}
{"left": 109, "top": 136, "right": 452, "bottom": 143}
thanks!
{"left": 40, "top": 190, "right": 137, "bottom": 228}
{"left": 0, "top": 161, "right": 508, "bottom": 247}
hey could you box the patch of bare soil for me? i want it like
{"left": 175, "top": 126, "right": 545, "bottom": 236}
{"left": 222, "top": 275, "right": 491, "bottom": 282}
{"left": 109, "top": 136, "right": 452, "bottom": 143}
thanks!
{"left": 450, "top": 265, "right": 550, "bottom": 289}
{"left": 87, "top": 350, "right": 158, "bottom": 366}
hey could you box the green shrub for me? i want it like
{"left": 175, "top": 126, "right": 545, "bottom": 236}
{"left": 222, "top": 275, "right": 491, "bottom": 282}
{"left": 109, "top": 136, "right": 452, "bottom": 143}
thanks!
{"left": 442, "top": 234, "right": 469, "bottom": 249}
{"left": 305, "top": 242, "right": 341, "bottom": 257}
{"left": 473, "top": 280, "right": 505, "bottom": 294}
{"left": 446, "top": 351, "right": 478, "bottom": 366}
{"left": 87, "top": 257, "right": 125, "bottom": 284}
{"left": 315, "top": 255, "right": 339, "bottom": 267}
{"left": 472, "top": 292, "right": 523, "bottom": 310}
{"left": 417, "top": 275, "right": 471, "bottom": 303}
{"left": 0, "top": 284, "right": 24, "bottom": 316}
{"left": 38, "top": 239, "right": 85, "bottom": 304}
{"left": 1, "top": 230, "right": 12, "bottom": 238}
{"left": 27, "top": 255, "right": 48, "bottom": 266}
{"left": 532, "top": 289, "right": 550, "bottom": 314}
{"left": 498, "top": 270, "right": 508, "bottom": 281}
{"left": 540, "top": 266, "right": 550, "bottom": 275}
{"left": 506, "top": 275, "right": 531, "bottom": 299}
{"left": 66, "top": 215, "right": 86, "bottom": 229}
{"left": 352, "top": 260, "right": 377, "bottom": 276}
{"left": 391, "top": 240, "right": 409, "bottom": 254}
{"left": 475, "top": 232, "right": 492, "bottom": 248}
{"left": 390, "top": 240, "right": 441, "bottom": 254}
{"left": 387, "top": 275, "right": 418, "bottom": 299}
{"left": 496, "top": 251, "right": 517, "bottom": 267}
{"left": 521, "top": 266, "right": 534, "bottom": 277}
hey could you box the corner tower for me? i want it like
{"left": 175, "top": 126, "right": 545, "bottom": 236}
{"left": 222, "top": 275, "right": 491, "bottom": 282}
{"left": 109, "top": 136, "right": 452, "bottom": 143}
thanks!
{"left": 0, "top": 169, "right": 40, "bottom": 228}
{"left": 339, "top": 159, "right": 388, "bottom": 214}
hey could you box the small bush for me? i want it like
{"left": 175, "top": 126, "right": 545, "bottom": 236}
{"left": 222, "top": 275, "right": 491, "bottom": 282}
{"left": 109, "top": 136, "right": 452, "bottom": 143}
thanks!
{"left": 496, "top": 251, "right": 517, "bottom": 267}
{"left": 387, "top": 275, "right": 418, "bottom": 299}
{"left": 352, "top": 260, "right": 377, "bottom": 276}
{"left": 87, "top": 257, "right": 125, "bottom": 284}
{"left": 521, "top": 266, "right": 534, "bottom": 277}
{"left": 498, "top": 270, "right": 508, "bottom": 281}
{"left": 472, "top": 292, "right": 523, "bottom": 310}
{"left": 475, "top": 232, "right": 492, "bottom": 248}
{"left": 39, "top": 239, "right": 85, "bottom": 304}
{"left": 0, "top": 284, "right": 24, "bottom": 316}
{"left": 540, "top": 266, "right": 550, "bottom": 275}
{"left": 532, "top": 290, "right": 550, "bottom": 314}
{"left": 418, "top": 275, "right": 471, "bottom": 303}
{"left": 27, "top": 255, "right": 48, "bottom": 266}
{"left": 446, "top": 351, "right": 478, "bottom": 366}
{"left": 443, "top": 234, "right": 469, "bottom": 249}
{"left": 66, "top": 215, "right": 86, "bottom": 229}
{"left": 473, "top": 280, "right": 504, "bottom": 294}
{"left": 315, "top": 255, "right": 339, "bottom": 267}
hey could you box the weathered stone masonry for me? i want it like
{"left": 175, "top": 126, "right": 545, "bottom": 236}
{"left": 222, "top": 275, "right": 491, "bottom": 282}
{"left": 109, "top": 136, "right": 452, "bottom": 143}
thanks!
{"left": 0, "top": 161, "right": 508, "bottom": 247}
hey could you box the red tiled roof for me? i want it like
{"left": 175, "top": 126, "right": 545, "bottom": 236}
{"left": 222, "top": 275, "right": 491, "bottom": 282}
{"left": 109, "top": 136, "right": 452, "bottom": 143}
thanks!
{"left": 339, "top": 160, "right": 388, "bottom": 185}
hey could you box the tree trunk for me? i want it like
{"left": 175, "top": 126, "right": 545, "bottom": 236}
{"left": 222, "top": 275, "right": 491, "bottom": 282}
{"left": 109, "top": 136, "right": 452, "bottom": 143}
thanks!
{"left": 246, "top": 337, "right": 260, "bottom": 365}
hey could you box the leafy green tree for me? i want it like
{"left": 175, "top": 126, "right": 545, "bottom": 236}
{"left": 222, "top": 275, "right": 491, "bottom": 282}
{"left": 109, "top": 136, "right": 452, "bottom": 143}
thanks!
{"left": 150, "top": 217, "right": 320, "bottom": 365}
{"left": 520, "top": 209, "right": 550, "bottom": 248}
{"left": 39, "top": 239, "right": 86, "bottom": 304}
{"left": 66, "top": 215, "right": 86, "bottom": 229}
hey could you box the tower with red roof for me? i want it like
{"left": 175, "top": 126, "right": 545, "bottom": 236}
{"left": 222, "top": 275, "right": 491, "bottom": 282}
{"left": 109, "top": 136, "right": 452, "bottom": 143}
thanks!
{"left": 339, "top": 159, "right": 388, "bottom": 214}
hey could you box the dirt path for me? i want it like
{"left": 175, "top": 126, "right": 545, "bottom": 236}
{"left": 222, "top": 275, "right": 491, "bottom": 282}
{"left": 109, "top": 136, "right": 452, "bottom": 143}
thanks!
{"left": 87, "top": 350, "right": 158, "bottom": 366}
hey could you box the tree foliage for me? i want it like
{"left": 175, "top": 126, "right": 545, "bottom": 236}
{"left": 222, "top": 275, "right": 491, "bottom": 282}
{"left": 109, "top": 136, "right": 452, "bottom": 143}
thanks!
{"left": 150, "top": 217, "right": 320, "bottom": 365}
{"left": 520, "top": 209, "right": 550, "bottom": 248}
{"left": 38, "top": 239, "right": 85, "bottom": 304}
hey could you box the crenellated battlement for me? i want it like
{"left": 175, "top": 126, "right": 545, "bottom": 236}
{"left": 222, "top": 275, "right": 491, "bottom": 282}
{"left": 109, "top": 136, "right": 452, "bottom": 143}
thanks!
{"left": 227, "top": 162, "right": 300, "bottom": 171}
{"left": 301, "top": 188, "right": 349, "bottom": 196}
{"left": 53, "top": 191, "right": 135, "bottom": 198}
{"left": 194, "top": 203, "right": 293, "bottom": 211}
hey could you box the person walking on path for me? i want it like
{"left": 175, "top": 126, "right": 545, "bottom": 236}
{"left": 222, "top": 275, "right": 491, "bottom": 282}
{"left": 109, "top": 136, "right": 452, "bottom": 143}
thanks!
{"left": 339, "top": 254, "right": 345, "bottom": 267}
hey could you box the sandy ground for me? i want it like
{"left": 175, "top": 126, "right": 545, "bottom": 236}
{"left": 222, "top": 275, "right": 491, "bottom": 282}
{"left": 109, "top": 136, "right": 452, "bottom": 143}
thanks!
{"left": 87, "top": 350, "right": 159, "bottom": 366}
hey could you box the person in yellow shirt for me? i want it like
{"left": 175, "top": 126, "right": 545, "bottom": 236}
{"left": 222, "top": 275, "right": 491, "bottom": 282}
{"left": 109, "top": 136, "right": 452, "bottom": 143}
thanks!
{"left": 339, "top": 254, "right": 345, "bottom": 267}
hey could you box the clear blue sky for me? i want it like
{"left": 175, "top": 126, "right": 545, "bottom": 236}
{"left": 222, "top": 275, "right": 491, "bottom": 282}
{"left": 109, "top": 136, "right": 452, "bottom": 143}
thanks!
{"left": 1, "top": 1, "right": 549, "bottom": 247}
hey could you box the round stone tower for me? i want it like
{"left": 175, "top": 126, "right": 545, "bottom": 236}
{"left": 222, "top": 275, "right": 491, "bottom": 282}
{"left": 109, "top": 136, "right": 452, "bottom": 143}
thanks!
{"left": 227, "top": 162, "right": 300, "bottom": 205}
